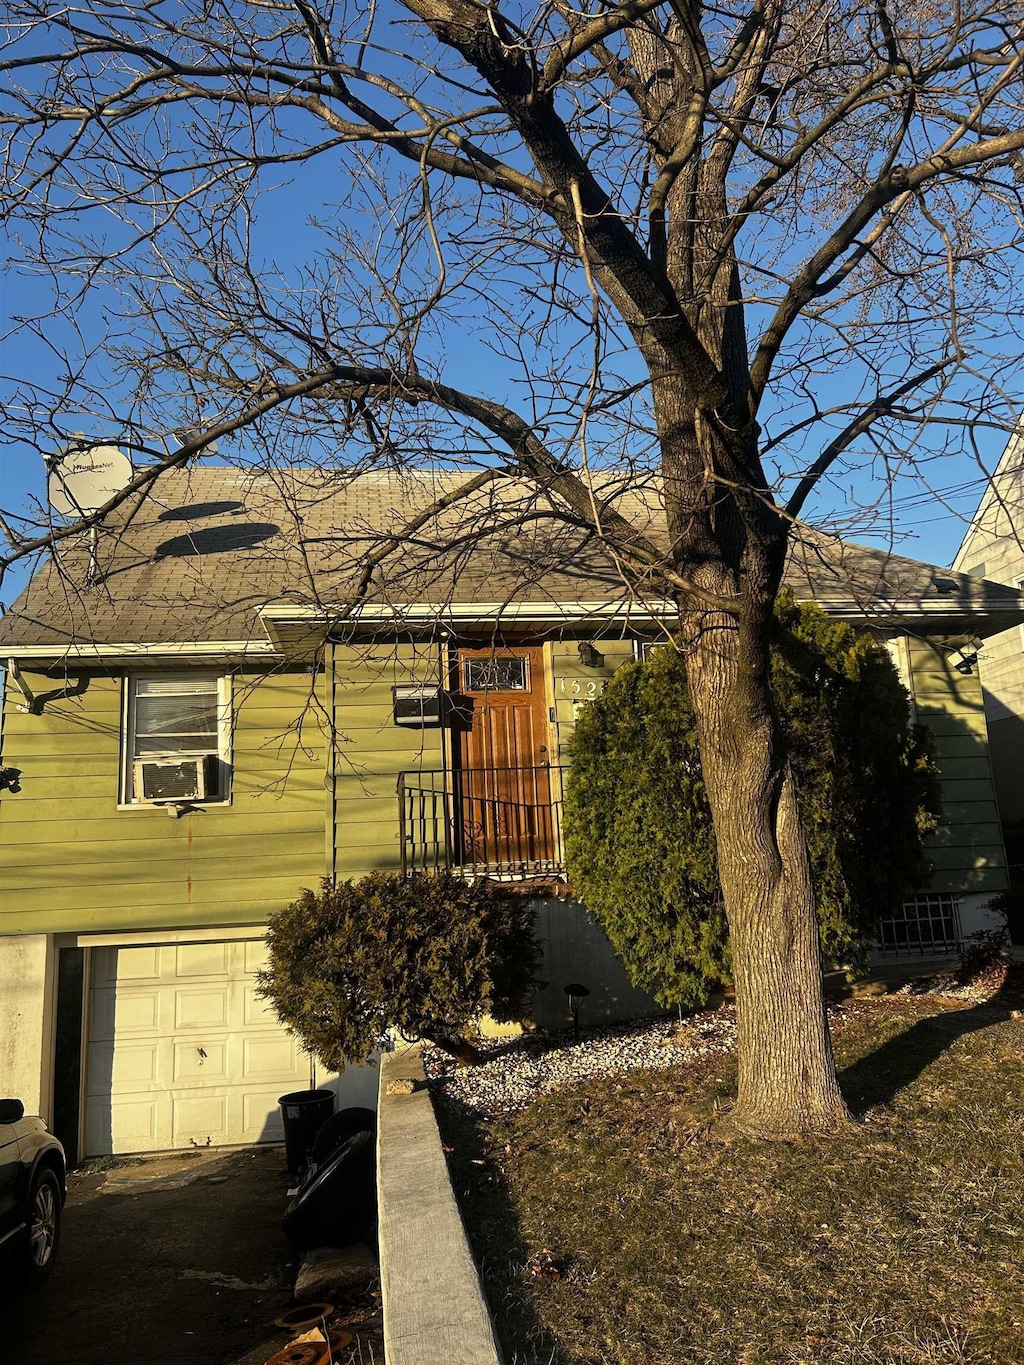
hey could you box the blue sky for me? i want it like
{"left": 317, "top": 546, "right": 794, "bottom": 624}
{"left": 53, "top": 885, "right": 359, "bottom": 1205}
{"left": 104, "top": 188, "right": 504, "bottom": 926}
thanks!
{"left": 2, "top": 7, "right": 1021, "bottom": 610}
{"left": 1, "top": 260, "right": 1013, "bottom": 611}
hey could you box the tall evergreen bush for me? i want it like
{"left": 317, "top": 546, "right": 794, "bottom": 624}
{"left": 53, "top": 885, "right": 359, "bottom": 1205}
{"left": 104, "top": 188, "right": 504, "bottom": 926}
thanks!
{"left": 564, "top": 596, "right": 942, "bottom": 1008}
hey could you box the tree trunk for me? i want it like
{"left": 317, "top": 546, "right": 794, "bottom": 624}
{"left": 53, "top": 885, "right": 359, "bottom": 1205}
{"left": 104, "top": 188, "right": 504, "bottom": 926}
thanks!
{"left": 424, "top": 1032, "right": 482, "bottom": 1067}
{"left": 685, "top": 614, "right": 853, "bottom": 1136}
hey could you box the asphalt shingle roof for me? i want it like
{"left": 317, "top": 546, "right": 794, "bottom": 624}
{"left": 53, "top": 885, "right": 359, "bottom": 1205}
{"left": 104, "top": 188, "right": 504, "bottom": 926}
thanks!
{"left": 1, "top": 466, "right": 1019, "bottom": 651}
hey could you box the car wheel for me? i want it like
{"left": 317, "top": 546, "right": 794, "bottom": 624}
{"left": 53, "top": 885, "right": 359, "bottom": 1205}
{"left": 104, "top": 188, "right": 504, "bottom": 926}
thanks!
{"left": 21, "top": 1166, "right": 62, "bottom": 1285}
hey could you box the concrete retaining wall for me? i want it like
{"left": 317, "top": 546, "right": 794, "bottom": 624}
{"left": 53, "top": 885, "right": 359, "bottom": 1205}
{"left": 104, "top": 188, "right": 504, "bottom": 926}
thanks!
{"left": 377, "top": 1044, "right": 503, "bottom": 1365}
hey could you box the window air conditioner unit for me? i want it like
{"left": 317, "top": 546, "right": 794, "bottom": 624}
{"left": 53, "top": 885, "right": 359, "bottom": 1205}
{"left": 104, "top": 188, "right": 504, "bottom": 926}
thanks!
{"left": 392, "top": 684, "right": 443, "bottom": 727}
{"left": 134, "top": 754, "right": 211, "bottom": 803}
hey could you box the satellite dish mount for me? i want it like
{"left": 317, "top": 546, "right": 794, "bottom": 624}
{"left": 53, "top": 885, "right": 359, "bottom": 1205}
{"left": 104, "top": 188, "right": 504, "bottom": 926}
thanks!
{"left": 45, "top": 438, "right": 134, "bottom": 586}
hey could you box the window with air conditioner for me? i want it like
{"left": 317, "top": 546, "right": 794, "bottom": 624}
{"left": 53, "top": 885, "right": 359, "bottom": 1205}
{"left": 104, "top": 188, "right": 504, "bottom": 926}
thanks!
{"left": 123, "top": 674, "right": 229, "bottom": 804}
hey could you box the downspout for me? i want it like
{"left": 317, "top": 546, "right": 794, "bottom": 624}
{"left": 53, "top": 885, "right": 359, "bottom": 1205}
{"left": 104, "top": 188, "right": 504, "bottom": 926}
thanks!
{"left": 327, "top": 643, "right": 338, "bottom": 885}
{"left": 7, "top": 659, "right": 37, "bottom": 712}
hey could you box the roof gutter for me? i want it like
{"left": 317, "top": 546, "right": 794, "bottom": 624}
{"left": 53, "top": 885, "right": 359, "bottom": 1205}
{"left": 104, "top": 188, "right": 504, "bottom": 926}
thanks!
{"left": 258, "top": 600, "right": 670, "bottom": 626}
{"left": 256, "top": 595, "right": 1024, "bottom": 636}
{"left": 2, "top": 640, "right": 281, "bottom": 663}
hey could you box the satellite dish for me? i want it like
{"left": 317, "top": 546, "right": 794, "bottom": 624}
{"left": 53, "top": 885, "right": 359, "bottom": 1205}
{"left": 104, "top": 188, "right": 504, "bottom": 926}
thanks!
{"left": 47, "top": 442, "right": 133, "bottom": 517}
{"left": 175, "top": 430, "right": 219, "bottom": 456}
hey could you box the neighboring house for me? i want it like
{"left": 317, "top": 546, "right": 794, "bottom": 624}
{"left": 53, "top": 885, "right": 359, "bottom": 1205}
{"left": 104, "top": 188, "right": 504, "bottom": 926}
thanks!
{"left": 1, "top": 467, "right": 1020, "bottom": 1158}
{"left": 953, "top": 429, "right": 1024, "bottom": 861}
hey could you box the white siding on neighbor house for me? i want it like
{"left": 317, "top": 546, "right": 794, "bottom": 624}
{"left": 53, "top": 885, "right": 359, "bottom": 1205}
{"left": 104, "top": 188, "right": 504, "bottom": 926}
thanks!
{"left": 906, "top": 637, "right": 1007, "bottom": 896}
{"left": 953, "top": 432, "right": 1024, "bottom": 823}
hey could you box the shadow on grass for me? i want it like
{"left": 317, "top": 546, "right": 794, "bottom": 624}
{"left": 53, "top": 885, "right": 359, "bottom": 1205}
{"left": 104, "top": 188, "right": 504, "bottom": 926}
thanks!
{"left": 432, "top": 1090, "right": 571, "bottom": 1365}
{"left": 435, "top": 983, "right": 1024, "bottom": 1363}
{"left": 838, "top": 985, "right": 1020, "bottom": 1113}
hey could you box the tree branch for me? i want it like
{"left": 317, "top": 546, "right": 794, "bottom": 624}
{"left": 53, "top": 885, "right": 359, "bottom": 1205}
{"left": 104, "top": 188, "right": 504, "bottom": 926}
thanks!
{"left": 784, "top": 357, "right": 961, "bottom": 521}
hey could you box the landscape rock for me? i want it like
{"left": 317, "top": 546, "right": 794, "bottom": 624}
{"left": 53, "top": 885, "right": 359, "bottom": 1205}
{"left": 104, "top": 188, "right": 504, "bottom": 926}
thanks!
{"left": 422, "top": 1008, "right": 749, "bottom": 1119}
{"left": 294, "top": 1244, "right": 379, "bottom": 1301}
{"left": 385, "top": 1077, "right": 423, "bottom": 1096}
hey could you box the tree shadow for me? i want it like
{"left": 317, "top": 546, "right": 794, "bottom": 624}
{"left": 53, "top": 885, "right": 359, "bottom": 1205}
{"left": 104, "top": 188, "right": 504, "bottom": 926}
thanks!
{"left": 431, "top": 1088, "right": 572, "bottom": 1365}
{"left": 838, "top": 981, "right": 1022, "bottom": 1113}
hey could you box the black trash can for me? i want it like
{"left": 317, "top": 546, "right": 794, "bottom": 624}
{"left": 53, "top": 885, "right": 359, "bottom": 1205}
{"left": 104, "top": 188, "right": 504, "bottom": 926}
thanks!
{"left": 278, "top": 1088, "right": 336, "bottom": 1176}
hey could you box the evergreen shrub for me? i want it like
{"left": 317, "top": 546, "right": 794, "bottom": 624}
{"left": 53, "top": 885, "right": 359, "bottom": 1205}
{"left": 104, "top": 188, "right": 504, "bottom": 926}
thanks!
{"left": 564, "top": 594, "right": 943, "bottom": 1008}
{"left": 258, "top": 869, "right": 540, "bottom": 1068}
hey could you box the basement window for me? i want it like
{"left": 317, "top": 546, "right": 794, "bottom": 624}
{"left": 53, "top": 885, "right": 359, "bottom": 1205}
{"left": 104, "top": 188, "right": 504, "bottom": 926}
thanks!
{"left": 876, "top": 894, "right": 962, "bottom": 956}
{"left": 122, "top": 674, "right": 230, "bottom": 804}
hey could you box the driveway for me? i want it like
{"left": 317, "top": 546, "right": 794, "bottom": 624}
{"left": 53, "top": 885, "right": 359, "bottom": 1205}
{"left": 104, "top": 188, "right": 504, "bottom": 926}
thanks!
{"left": 1, "top": 1147, "right": 299, "bottom": 1365}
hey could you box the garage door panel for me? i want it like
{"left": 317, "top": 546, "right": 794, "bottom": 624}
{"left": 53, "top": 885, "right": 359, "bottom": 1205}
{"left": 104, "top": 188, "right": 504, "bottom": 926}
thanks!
{"left": 244, "top": 941, "right": 270, "bottom": 975}
{"left": 92, "top": 1097, "right": 160, "bottom": 1154}
{"left": 242, "top": 1090, "right": 288, "bottom": 1144}
{"left": 173, "top": 1039, "right": 227, "bottom": 1083}
{"left": 93, "top": 945, "right": 162, "bottom": 985}
{"left": 85, "top": 1041, "right": 115, "bottom": 1098}
{"left": 175, "top": 942, "right": 230, "bottom": 978}
{"left": 90, "top": 986, "right": 163, "bottom": 1042}
{"left": 88, "top": 987, "right": 117, "bottom": 1043}
{"left": 174, "top": 987, "right": 229, "bottom": 1030}
{"left": 85, "top": 936, "right": 374, "bottom": 1157}
{"left": 109, "top": 1041, "right": 161, "bottom": 1089}
{"left": 117, "top": 990, "right": 163, "bottom": 1035}
{"left": 242, "top": 1034, "right": 304, "bottom": 1082}
{"left": 172, "top": 1093, "right": 228, "bottom": 1147}
{"left": 242, "top": 984, "right": 277, "bottom": 1027}
{"left": 118, "top": 946, "right": 163, "bottom": 981}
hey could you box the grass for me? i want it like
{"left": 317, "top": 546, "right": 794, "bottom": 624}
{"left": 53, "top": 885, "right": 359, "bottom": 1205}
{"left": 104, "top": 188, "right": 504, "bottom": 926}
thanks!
{"left": 438, "top": 994, "right": 1024, "bottom": 1364}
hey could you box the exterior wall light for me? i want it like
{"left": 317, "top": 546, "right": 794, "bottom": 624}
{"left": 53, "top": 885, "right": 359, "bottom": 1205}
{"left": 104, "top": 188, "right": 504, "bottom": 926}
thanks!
{"left": 953, "top": 638, "right": 983, "bottom": 675}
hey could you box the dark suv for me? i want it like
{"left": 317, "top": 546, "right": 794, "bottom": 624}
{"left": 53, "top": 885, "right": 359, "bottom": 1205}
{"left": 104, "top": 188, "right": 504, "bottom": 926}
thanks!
{"left": 0, "top": 1099, "right": 66, "bottom": 1285}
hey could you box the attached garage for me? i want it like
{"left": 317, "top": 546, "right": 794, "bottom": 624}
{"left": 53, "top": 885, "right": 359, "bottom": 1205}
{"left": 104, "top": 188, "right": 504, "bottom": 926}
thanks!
{"left": 83, "top": 938, "right": 376, "bottom": 1157}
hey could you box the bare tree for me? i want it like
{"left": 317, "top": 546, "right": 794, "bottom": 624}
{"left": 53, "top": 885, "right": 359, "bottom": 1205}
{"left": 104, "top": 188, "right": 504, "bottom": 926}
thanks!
{"left": 3, "top": 0, "right": 1024, "bottom": 1134}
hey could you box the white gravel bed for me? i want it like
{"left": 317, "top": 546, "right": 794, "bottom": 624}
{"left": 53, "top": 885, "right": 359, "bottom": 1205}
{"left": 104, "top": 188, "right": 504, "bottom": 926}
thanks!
{"left": 421, "top": 967, "right": 1014, "bottom": 1121}
{"left": 422, "top": 1009, "right": 743, "bottom": 1118}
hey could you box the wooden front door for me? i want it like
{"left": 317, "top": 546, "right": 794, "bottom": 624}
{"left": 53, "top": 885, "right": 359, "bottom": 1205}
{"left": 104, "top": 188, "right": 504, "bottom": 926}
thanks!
{"left": 455, "top": 646, "right": 553, "bottom": 869}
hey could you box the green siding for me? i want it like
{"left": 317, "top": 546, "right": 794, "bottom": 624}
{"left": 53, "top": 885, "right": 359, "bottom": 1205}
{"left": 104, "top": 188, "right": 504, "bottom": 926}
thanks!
{"left": 0, "top": 665, "right": 328, "bottom": 934}
{"left": 2, "top": 629, "right": 1008, "bottom": 937}
{"left": 328, "top": 642, "right": 445, "bottom": 881}
{"left": 908, "top": 639, "right": 1009, "bottom": 895}
{"left": 547, "top": 631, "right": 1009, "bottom": 900}
{"left": 550, "top": 638, "right": 635, "bottom": 758}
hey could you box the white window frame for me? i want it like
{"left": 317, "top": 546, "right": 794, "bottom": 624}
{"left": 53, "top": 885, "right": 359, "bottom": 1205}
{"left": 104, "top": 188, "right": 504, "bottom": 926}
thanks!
{"left": 634, "top": 639, "right": 662, "bottom": 661}
{"left": 119, "top": 672, "right": 232, "bottom": 807}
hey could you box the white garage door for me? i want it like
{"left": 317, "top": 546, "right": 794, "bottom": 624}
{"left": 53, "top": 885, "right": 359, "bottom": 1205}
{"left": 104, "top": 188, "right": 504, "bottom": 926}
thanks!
{"left": 84, "top": 940, "right": 375, "bottom": 1157}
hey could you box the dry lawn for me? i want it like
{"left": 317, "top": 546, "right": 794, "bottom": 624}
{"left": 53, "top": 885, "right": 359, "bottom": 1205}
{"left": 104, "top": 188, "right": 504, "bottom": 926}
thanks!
{"left": 438, "top": 995, "right": 1024, "bottom": 1365}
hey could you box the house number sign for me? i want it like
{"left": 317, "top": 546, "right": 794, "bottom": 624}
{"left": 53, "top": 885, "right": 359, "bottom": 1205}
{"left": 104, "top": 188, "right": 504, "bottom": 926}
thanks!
{"left": 559, "top": 678, "right": 603, "bottom": 698}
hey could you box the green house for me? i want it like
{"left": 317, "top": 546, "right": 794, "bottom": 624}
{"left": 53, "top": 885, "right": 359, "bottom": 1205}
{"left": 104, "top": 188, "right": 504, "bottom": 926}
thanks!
{"left": 1, "top": 468, "right": 1020, "bottom": 1158}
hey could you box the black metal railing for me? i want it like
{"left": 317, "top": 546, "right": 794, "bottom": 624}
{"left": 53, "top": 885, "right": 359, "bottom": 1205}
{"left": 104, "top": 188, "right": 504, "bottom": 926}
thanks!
{"left": 398, "top": 765, "right": 568, "bottom": 878}
{"left": 876, "top": 893, "right": 963, "bottom": 956}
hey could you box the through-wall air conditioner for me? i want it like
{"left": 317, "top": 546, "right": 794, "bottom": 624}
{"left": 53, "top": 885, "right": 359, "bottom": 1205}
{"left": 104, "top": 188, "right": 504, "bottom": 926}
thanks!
{"left": 133, "top": 754, "right": 211, "bottom": 803}
{"left": 392, "top": 684, "right": 443, "bottom": 727}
